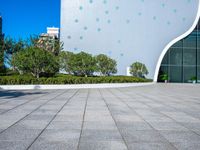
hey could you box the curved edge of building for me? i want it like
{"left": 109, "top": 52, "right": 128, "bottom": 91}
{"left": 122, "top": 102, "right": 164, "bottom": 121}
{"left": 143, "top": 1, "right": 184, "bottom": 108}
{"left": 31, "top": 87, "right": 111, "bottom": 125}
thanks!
{"left": 154, "top": 1, "right": 200, "bottom": 82}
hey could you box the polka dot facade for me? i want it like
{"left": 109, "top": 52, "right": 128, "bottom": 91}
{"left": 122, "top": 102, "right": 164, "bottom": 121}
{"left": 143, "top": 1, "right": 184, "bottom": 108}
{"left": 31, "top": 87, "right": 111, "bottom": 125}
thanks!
{"left": 61, "top": 0, "right": 199, "bottom": 78}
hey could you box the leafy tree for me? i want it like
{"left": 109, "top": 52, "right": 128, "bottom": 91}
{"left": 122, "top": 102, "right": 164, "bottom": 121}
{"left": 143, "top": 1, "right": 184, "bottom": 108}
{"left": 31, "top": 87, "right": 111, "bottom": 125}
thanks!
{"left": 96, "top": 54, "right": 117, "bottom": 76}
{"left": 1, "top": 37, "right": 26, "bottom": 68}
{"left": 130, "top": 62, "right": 148, "bottom": 78}
{"left": 4, "top": 38, "right": 26, "bottom": 55}
{"left": 71, "top": 51, "right": 97, "bottom": 77}
{"left": 0, "top": 36, "right": 4, "bottom": 73}
{"left": 59, "top": 51, "right": 74, "bottom": 74}
{"left": 12, "top": 47, "right": 59, "bottom": 78}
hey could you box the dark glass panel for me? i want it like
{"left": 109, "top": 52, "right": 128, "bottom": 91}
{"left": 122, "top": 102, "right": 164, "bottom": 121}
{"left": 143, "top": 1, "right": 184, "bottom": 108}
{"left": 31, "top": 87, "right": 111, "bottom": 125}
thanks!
{"left": 161, "top": 51, "right": 169, "bottom": 65}
{"left": 183, "top": 66, "right": 196, "bottom": 83}
{"left": 198, "top": 49, "right": 200, "bottom": 65}
{"left": 172, "top": 40, "right": 183, "bottom": 48}
{"left": 169, "top": 66, "right": 182, "bottom": 82}
{"left": 183, "top": 48, "right": 196, "bottom": 65}
{"left": 169, "top": 48, "right": 182, "bottom": 65}
{"left": 183, "top": 34, "right": 197, "bottom": 48}
{"left": 197, "top": 67, "right": 200, "bottom": 83}
{"left": 197, "top": 21, "right": 200, "bottom": 30}
{"left": 160, "top": 66, "right": 168, "bottom": 74}
{"left": 197, "top": 31, "right": 200, "bottom": 48}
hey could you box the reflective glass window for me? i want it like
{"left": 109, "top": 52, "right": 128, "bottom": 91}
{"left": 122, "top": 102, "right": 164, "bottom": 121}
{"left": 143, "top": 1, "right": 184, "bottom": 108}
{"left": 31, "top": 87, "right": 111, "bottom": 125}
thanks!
{"left": 183, "top": 34, "right": 197, "bottom": 48}
{"left": 161, "top": 51, "right": 169, "bottom": 65}
{"left": 183, "top": 48, "right": 196, "bottom": 65}
{"left": 169, "top": 48, "right": 182, "bottom": 65}
{"left": 169, "top": 66, "right": 182, "bottom": 82}
{"left": 183, "top": 66, "right": 196, "bottom": 82}
{"left": 197, "top": 67, "right": 200, "bottom": 82}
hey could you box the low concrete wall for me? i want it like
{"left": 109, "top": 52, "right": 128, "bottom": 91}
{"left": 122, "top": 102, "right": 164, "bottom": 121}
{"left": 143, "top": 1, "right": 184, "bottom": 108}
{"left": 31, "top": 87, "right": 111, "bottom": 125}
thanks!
{"left": 0, "top": 83, "right": 154, "bottom": 90}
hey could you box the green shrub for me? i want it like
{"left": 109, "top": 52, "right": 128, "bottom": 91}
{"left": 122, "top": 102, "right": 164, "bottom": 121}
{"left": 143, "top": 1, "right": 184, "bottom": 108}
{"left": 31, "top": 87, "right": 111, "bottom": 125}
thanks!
{"left": 0, "top": 74, "right": 152, "bottom": 85}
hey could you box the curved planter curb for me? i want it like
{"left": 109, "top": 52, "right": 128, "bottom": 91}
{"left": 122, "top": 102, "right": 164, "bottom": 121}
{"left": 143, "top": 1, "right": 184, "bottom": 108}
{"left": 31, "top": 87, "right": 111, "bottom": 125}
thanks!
{"left": 0, "top": 82, "right": 155, "bottom": 90}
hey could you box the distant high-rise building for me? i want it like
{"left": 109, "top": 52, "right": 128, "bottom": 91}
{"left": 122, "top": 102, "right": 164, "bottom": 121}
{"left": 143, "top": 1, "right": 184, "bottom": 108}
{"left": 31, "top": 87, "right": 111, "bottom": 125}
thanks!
{"left": 47, "top": 27, "right": 59, "bottom": 39}
{"left": 38, "top": 27, "right": 60, "bottom": 55}
{"left": 39, "top": 27, "right": 59, "bottom": 40}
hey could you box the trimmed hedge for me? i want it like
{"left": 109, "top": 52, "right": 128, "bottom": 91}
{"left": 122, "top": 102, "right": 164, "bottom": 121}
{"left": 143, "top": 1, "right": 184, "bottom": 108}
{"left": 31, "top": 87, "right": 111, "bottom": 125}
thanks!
{"left": 0, "top": 75, "right": 152, "bottom": 85}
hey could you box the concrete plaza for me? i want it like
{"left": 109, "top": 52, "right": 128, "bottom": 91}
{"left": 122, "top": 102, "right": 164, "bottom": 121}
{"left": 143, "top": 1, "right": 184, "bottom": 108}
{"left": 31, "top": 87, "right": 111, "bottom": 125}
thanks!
{"left": 0, "top": 84, "right": 200, "bottom": 150}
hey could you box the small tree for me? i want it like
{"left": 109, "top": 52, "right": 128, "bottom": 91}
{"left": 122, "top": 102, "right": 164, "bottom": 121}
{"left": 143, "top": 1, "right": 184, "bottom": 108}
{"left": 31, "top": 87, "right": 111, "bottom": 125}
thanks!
{"left": 96, "top": 54, "right": 117, "bottom": 76}
{"left": 12, "top": 47, "right": 59, "bottom": 78}
{"left": 71, "top": 51, "right": 97, "bottom": 77}
{"left": 1, "top": 37, "right": 26, "bottom": 68}
{"left": 130, "top": 62, "right": 148, "bottom": 78}
{"left": 59, "top": 51, "right": 74, "bottom": 74}
{"left": 0, "top": 37, "right": 4, "bottom": 73}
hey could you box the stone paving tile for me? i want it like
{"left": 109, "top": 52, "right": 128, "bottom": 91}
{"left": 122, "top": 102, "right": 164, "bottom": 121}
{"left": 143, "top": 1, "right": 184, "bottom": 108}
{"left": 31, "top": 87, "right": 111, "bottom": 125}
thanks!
{"left": 0, "top": 84, "right": 200, "bottom": 149}
{"left": 148, "top": 122, "right": 189, "bottom": 131}
{"left": 159, "top": 131, "right": 200, "bottom": 143}
{"left": 29, "top": 139, "right": 78, "bottom": 150}
{"left": 182, "top": 122, "right": 200, "bottom": 132}
{"left": 121, "top": 129, "right": 169, "bottom": 143}
{"left": 77, "top": 89, "right": 128, "bottom": 150}
{"left": 0, "top": 140, "right": 33, "bottom": 150}
{"left": 79, "top": 140, "right": 127, "bottom": 150}
{"left": 117, "top": 121, "right": 153, "bottom": 131}
{"left": 161, "top": 111, "right": 200, "bottom": 123}
{"left": 83, "top": 121, "right": 117, "bottom": 130}
{"left": 39, "top": 129, "right": 81, "bottom": 141}
{"left": 172, "top": 141, "right": 200, "bottom": 150}
{"left": 25, "top": 114, "right": 54, "bottom": 121}
{"left": 128, "top": 142, "right": 176, "bottom": 150}
{"left": 28, "top": 89, "right": 86, "bottom": 149}
{"left": 81, "top": 129, "right": 123, "bottom": 141}
{"left": 17, "top": 120, "right": 50, "bottom": 130}
{"left": 0, "top": 125, "right": 41, "bottom": 141}
{"left": 47, "top": 121, "right": 82, "bottom": 130}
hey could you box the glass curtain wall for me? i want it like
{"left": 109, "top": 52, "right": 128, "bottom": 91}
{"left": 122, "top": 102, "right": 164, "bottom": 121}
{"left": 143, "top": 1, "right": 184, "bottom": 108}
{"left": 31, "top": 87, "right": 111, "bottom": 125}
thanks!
{"left": 159, "top": 21, "right": 200, "bottom": 83}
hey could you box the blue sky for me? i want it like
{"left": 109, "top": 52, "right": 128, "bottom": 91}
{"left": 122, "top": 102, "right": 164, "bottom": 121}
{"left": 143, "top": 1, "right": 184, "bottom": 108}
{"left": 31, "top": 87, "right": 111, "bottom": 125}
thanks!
{"left": 0, "top": 0, "right": 60, "bottom": 40}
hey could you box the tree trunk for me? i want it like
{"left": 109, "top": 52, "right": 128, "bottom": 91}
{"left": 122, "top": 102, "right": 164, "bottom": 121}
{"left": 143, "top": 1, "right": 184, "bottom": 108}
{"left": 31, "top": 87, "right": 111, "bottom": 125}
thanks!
{"left": 36, "top": 73, "right": 39, "bottom": 79}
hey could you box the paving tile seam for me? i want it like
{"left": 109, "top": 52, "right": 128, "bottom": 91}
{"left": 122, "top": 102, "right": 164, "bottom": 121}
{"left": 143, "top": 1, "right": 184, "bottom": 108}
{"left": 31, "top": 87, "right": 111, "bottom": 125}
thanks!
{"left": 0, "top": 90, "right": 52, "bottom": 106}
{"left": 99, "top": 89, "right": 129, "bottom": 150}
{"left": 131, "top": 91, "right": 200, "bottom": 137}
{"left": 148, "top": 92, "right": 200, "bottom": 110}
{"left": 0, "top": 90, "right": 70, "bottom": 135}
{"left": 133, "top": 94, "right": 200, "bottom": 132}
{"left": 139, "top": 86, "right": 200, "bottom": 105}
{"left": 108, "top": 89, "right": 179, "bottom": 150}
{"left": 119, "top": 87, "right": 200, "bottom": 118}
{"left": 128, "top": 89, "right": 199, "bottom": 114}
{"left": 133, "top": 94, "right": 200, "bottom": 137}
{"left": 0, "top": 90, "right": 60, "bottom": 115}
{"left": 0, "top": 90, "right": 56, "bottom": 106}
{"left": 156, "top": 86, "right": 200, "bottom": 100}
{"left": 0, "top": 85, "right": 200, "bottom": 150}
{"left": 77, "top": 89, "right": 89, "bottom": 150}
{"left": 26, "top": 89, "right": 79, "bottom": 150}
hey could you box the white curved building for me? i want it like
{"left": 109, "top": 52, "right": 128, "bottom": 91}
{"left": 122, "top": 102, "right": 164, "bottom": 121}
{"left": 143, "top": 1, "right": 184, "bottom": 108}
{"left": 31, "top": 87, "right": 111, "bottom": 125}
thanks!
{"left": 61, "top": 0, "right": 200, "bottom": 82}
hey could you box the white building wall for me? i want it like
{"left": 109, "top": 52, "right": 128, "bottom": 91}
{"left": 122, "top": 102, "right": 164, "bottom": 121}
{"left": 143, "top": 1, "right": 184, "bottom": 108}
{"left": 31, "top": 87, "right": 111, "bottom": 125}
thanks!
{"left": 61, "top": 0, "right": 199, "bottom": 79}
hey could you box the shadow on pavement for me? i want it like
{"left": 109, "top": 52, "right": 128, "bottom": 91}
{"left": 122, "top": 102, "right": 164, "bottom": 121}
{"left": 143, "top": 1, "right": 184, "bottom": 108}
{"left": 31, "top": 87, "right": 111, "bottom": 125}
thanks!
{"left": 0, "top": 90, "right": 44, "bottom": 99}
